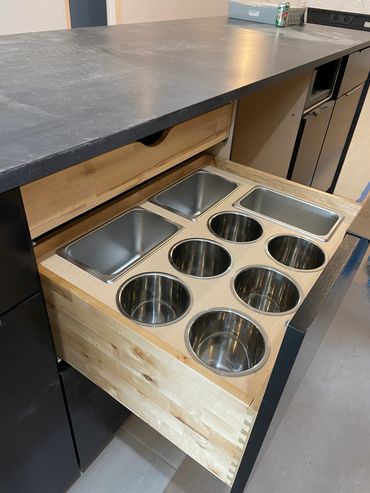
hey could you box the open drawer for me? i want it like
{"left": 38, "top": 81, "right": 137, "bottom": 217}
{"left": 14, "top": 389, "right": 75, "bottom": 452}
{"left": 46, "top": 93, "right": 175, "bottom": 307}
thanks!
{"left": 35, "top": 155, "right": 361, "bottom": 488}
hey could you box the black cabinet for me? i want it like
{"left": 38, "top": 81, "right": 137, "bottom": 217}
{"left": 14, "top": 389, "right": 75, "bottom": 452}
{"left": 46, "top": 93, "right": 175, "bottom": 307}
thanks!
{"left": 59, "top": 363, "right": 130, "bottom": 471}
{"left": 0, "top": 189, "right": 39, "bottom": 314}
{"left": 0, "top": 294, "right": 80, "bottom": 493}
{"left": 290, "top": 100, "right": 335, "bottom": 186}
{"left": 338, "top": 47, "right": 370, "bottom": 97}
{"left": 311, "top": 83, "right": 364, "bottom": 191}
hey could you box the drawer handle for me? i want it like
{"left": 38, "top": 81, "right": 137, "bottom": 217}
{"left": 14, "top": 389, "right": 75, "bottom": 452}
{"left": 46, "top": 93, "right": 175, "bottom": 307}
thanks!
{"left": 137, "top": 128, "right": 170, "bottom": 147}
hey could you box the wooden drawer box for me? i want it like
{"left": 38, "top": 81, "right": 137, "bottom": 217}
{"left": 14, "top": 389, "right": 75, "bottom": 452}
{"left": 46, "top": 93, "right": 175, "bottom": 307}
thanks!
{"left": 22, "top": 104, "right": 233, "bottom": 239}
{"left": 35, "top": 154, "right": 360, "bottom": 488}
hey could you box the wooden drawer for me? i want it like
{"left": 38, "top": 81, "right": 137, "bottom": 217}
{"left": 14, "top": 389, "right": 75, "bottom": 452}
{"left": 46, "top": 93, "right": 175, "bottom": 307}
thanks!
{"left": 22, "top": 104, "right": 233, "bottom": 239}
{"left": 36, "top": 155, "right": 360, "bottom": 487}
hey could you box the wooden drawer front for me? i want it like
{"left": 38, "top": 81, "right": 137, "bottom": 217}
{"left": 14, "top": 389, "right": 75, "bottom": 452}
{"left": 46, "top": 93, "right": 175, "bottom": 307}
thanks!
{"left": 22, "top": 104, "right": 232, "bottom": 239}
{"left": 338, "top": 47, "right": 370, "bottom": 97}
{"left": 42, "top": 274, "right": 254, "bottom": 487}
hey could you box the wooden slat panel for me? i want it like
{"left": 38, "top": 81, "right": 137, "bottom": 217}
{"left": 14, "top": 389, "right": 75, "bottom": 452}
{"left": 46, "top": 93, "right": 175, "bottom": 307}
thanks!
{"left": 22, "top": 104, "right": 232, "bottom": 239}
{"left": 42, "top": 272, "right": 254, "bottom": 486}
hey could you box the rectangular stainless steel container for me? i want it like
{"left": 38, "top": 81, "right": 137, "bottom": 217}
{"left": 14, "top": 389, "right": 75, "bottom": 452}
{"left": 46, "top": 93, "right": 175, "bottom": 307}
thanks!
{"left": 150, "top": 170, "right": 238, "bottom": 220}
{"left": 235, "top": 186, "right": 342, "bottom": 240}
{"left": 58, "top": 208, "right": 180, "bottom": 283}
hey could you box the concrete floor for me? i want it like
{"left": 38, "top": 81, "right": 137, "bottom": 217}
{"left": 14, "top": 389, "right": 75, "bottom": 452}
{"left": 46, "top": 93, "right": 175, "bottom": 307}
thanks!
{"left": 68, "top": 100, "right": 370, "bottom": 493}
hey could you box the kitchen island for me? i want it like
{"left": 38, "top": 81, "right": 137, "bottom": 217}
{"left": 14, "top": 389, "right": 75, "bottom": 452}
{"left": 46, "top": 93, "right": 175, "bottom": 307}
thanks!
{"left": 0, "top": 16, "right": 370, "bottom": 493}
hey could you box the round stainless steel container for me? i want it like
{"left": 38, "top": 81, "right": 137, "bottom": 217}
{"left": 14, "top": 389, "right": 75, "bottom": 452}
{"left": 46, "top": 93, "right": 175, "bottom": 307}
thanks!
{"left": 234, "top": 266, "right": 300, "bottom": 314}
{"left": 267, "top": 235, "right": 326, "bottom": 271}
{"left": 117, "top": 273, "right": 191, "bottom": 325}
{"left": 170, "top": 239, "right": 231, "bottom": 278}
{"left": 186, "top": 309, "right": 268, "bottom": 376}
{"left": 209, "top": 212, "right": 263, "bottom": 243}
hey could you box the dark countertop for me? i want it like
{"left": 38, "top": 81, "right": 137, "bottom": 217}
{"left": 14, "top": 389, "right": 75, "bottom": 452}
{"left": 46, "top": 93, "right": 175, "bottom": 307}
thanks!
{"left": 1, "top": 16, "right": 370, "bottom": 194}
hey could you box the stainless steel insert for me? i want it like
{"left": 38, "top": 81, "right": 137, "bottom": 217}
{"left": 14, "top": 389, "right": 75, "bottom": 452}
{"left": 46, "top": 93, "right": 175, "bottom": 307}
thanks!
{"left": 209, "top": 212, "right": 263, "bottom": 243}
{"left": 236, "top": 187, "right": 342, "bottom": 240}
{"left": 150, "top": 170, "right": 238, "bottom": 219}
{"left": 58, "top": 208, "right": 180, "bottom": 283}
{"left": 267, "top": 235, "right": 326, "bottom": 270}
{"left": 170, "top": 239, "right": 231, "bottom": 278}
{"left": 117, "top": 273, "right": 191, "bottom": 325}
{"left": 187, "top": 310, "right": 267, "bottom": 376}
{"left": 234, "top": 267, "right": 300, "bottom": 314}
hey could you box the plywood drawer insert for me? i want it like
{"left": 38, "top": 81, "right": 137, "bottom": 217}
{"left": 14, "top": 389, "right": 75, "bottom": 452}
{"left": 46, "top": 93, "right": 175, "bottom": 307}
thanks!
{"left": 22, "top": 104, "right": 233, "bottom": 239}
{"left": 37, "top": 155, "right": 360, "bottom": 487}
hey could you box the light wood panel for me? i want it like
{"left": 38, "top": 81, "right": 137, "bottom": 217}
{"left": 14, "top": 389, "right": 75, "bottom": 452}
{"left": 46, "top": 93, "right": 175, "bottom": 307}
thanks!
{"left": 42, "top": 272, "right": 254, "bottom": 486}
{"left": 34, "top": 154, "right": 208, "bottom": 260}
{"left": 37, "top": 155, "right": 359, "bottom": 486}
{"left": 22, "top": 104, "right": 232, "bottom": 239}
{"left": 231, "top": 71, "right": 311, "bottom": 178}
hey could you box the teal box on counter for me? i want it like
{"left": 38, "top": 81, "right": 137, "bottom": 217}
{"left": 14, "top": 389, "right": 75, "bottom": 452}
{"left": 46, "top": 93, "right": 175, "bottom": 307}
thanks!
{"left": 228, "top": 1, "right": 278, "bottom": 25}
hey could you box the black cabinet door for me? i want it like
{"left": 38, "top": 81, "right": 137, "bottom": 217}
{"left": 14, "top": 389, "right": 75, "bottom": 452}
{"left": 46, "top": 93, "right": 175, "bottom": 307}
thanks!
{"left": 0, "top": 294, "right": 79, "bottom": 493}
{"left": 290, "top": 100, "right": 335, "bottom": 186}
{"left": 0, "top": 188, "right": 39, "bottom": 314}
{"left": 311, "top": 83, "right": 364, "bottom": 192}
{"left": 338, "top": 47, "right": 370, "bottom": 97}
{"left": 59, "top": 363, "right": 130, "bottom": 471}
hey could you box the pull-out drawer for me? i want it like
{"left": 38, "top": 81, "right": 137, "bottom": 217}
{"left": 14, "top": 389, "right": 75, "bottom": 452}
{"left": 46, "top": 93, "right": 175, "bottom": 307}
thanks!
{"left": 22, "top": 104, "right": 233, "bottom": 239}
{"left": 36, "top": 155, "right": 360, "bottom": 488}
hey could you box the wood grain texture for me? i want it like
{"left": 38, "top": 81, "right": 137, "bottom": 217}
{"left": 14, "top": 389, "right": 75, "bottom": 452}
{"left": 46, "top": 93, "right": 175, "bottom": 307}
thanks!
{"left": 34, "top": 154, "right": 208, "bottom": 260}
{"left": 231, "top": 71, "right": 311, "bottom": 178}
{"left": 37, "top": 156, "right": 360, "bottom": 486}
{"left": 64, "top": 0, "right": 71, "bottom": 29}
{"left": 42, "top": 272, "right": 254, "bottom": 486}
{"left": 22, "top": 104, "right": 232, "bottom": 239}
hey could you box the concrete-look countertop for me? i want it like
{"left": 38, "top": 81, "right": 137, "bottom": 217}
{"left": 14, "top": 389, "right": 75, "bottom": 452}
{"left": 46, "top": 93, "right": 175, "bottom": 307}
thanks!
{"left": 1, "top": 16, "right": 370, "bottom": 194}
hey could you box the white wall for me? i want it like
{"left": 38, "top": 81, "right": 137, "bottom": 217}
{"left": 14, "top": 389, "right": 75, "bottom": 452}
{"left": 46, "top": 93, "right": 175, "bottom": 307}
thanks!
{"left": 308, "top": 0, "right": 370, "bottom": 14}
{"left": 114, "top": 0, "right": 228, "bottom": 24}
{"left": 0, "top": 0, "right": 67, "bottom": 35}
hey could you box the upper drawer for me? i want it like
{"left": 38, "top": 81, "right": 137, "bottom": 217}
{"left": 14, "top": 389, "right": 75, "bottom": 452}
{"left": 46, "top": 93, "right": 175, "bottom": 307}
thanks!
{"left": 21, "top": 104, "right": 233, "bottom": 239}
{"left": 338, "top": 47, "right": 370, "bottom": 97}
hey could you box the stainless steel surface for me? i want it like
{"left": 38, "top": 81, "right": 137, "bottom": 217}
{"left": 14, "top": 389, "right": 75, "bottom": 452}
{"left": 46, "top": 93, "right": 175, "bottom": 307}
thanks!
{"left": 186, "top": 309, "right": 268, "bottom": 376}
{"left": 267, "top": 235, "right": 326, "bottom": 271}
{"left": 117, "top": 273, "right": 191, "bottom": 326}
{"left": 234, "top": 267, "right": 300, "bottom": 314}
{"left": 209, "top": 212, "right": 263, "bottom": 243}
{"left": 236, "top": 186, "right": 342, "bottom": 240}
{"left": 58, "top": 208, "right": 180, "bottom": 283}
{"left": 170, "top": 239, "right": 231, "bottom": 278}
{"left": 150, "top": 170, "right": 238, "bottom": 220}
